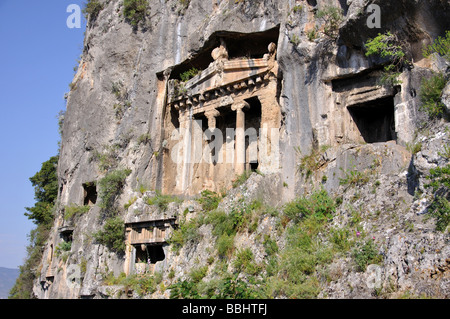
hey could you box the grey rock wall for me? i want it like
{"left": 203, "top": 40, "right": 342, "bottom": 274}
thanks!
{"left": 33, "top": 0, "right": 450, "bottom": 298}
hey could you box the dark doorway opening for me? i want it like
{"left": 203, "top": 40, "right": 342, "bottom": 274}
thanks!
{"left": 170, "top": 106, "right": 180, "bottom": 129}
{"left": 148, "top": 245, "right": 165, "bottom": 263}
{"left": 83, "top": 182, "right": 97, "bottom": 206}
{"left": 216, "top": 106, "right": 236, "bottom": 164}
{"left": 348, "top": 97, "right": 396, "bottom": 143}
{"left": 135, "top": 244, "right": 165, "bottom": 264}
{"left": 250, "top": 162, "right": 259, "bottom": 171}
{"left": 245, "top": 97, "right": 262, "bottom": 169}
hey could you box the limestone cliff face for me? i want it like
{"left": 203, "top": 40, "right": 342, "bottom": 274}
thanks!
{"left": 34, "top": 0, "right": 450, "bottom": 299}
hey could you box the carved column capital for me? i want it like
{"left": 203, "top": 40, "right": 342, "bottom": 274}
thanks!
{"left": 231, "top": 101, "right": 250, "bottom": 112}
{"left": 205, "top": 108, "right": 220, "bottom": 129}
{"left": 205, "top": 108, "right": 220, "bottom": 120}
{"left": 178, "top": 109, "right": 189, "bottom": 127}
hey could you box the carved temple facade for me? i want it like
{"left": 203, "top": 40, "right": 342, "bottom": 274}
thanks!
{"left": 124, "top": 217, "right": 176, "bottom": 276}
{"left": 161, "top": 41, "right": 282, "bottom": 195}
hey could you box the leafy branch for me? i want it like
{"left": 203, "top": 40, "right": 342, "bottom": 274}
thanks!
{"left": 365, "top": 32, "right": 411, "bottom": 85}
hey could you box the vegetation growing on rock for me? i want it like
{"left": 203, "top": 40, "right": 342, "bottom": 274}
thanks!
{"left": 9, "top": 156, "right": 59, "bottom": 299}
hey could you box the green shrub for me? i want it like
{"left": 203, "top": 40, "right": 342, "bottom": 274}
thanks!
{"left": 439, "top": 144, "right": 450, "bottom": 160}
{"left": 82, "top": 0, "right": 104, "bottom": 23}
{"left": 315, "top": 6, "right": 343, "bottom": 39}
{"left": 292, "top": 5, "right": 303, "bottom": 13}
{"left": 232, "top": 170, "right": 253, "bottom": 188}
{"left": 103, "top": 271, "right": 127, "bottom": 286}
{"left": 10, "top": 156, "right": 58, "bottom": 299}
{"left": 169, "top": 279, "right": 200, "bottom": 299}
{"left": 272, "top": 216, "right": 332, "bottom": 298}
{"left": 423, "top": 30, "right": 450, "bottom": 62}
{"left": 169, "top": 217, "right": 202, "bottom": 253}
{"left": 233, "top": 248, "right": 261, "bottom": 275}
{"left": 98, "top": 168, "right": 132, "bottom": 216}
{"left": 425, "top": 164, "right": 450, "bottom": 231}
{"left": 296, "top": 145, "right": 330, "bottom": 178}
{"left": 406, "top": 141, "right": 423, "bottom": 155}
{"left": 290, "top": 34, "right": 300, "bottom": 46}
{"left": 197, "top": 190, "right": 222, "bottom": 212}
{"left": 64, "top": 204, "right": 90, "bottom": 220}
{"left": 365, "top": 31, "right": 406, "bottom": 62}
{"left": 352, "top": 239, "right": 383, "bottom": 272}
{"left": 178, "top": 0, "right": 191, "bottom": 9}
{"left": 123, "top": 273, "right": 157, "bottom": 296}
{"left": 124, "top": 196, "right": 137, "bottom": 210}
{"left": 123, "top": 0, "right": 149, "bottom": 28}
{"left": 173, "top": 81, "right": 187, "bottom": 97}
{"left": 425, "top": 164, "right": 450, "bottom": 192}
{"left": 80, "top": 257, "right": 88, "bottom": 274}
{"left": 427, "top": 197, "right": 450, "bottom": 232}
{"left": 307, "top": 27, "right": 318, "bottom": 42}
{"left": 365, "top": 31, "right": 409, "bottom": 85}
{"left": 263, "top": 235, "right": 278, "bottom": 256}
{"left": 216, "top": 233, "right": 235, "bottom": 258}
{"left": 330, "top": 227, "right": 353, "bottom": 252}
{"left": 93, "top": 216, "right": 126, "bottom": 253}
{"left": 419, "top": 72, "right": 447, "bottom": 119}
{"left": 55, "top": 241, "right": 72, "bottom": 257}
{"left": 145, "top": 190, "right": 180, "bottom": 211}
{"left": 283, "top": 189, "right": 335, "bottom": 223}
{"left": 90, "top": 144, "right": 121, "bottom": 172}
{"left": 219, "top": 275, "right": 264, "bottom": 298}
{"left": 180, "top": 68, "right": 200, "bottom": 82}
{"left": 339, "top": 167, "right": 370, "bottom": 187}
{"left": 111, "top": 81, "right": 126, "bottom": 100}
{"left": 207, "top": 210, "right": 237, "bottom": 238}
{"left": 189, "top": 266, "right": 208, "bottom": 283}
{"left": 137, "top": 133, "right": 151, "bottom": 145}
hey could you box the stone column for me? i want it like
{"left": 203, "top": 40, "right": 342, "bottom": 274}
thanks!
{"left": 231, "top": 101, "right": 249, "bottom": 175}
{"left": 205, "top": 109, "right": 220, "bottom": 184}
{"left": 124, "top": 227, "right": 132, "bottom": 275}
{"left": 175, "top": 108, "right": 191, "bottom": 193}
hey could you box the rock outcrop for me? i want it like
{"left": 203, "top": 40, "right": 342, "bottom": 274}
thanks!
{"left": 33, "top": 0, "right": 450, "bottom": 299}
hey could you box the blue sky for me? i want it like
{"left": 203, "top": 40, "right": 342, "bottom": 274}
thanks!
{"left": 0, "top": 0, "right": 86, "bottom": 269}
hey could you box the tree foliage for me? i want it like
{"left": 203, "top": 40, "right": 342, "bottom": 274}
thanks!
{"left": 24, "top": 156, "right": 59, "bottom": 226}
{"left": 365, "top": 31, "right": 410, "bottom": 85}
{"left": 315, "top": 6, "right": 343, "bottom": 39}
{"left": 82, "top": 0, "right": 104, "bottom": 23}
{"left": 420, "top": 72, "right": 448, "bottom": 119}
{"left": 425, "top": 164, "right": 450, "bottom": 232}
{"left": 98, "top": 168, "right": 131, "bottom": 216}
{"left": 93, "top": 216, "right": 126, "bottom": 253}
{"left": 123, "top": 0, "right": 150, "bottom": 28}
{"left": 9, "top": 155, "right": 59, "bottom": 298}
{"left": 423, "top": 30, "right": 450, "bottom": 62}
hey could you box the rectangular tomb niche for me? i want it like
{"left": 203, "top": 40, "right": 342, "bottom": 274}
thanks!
{"left": 125, "top": 219, "right": 175, "bottom": 275}
{"left": 348, "top": 97, "right": 396, "bottom": 143}
{"left": 161, "top": 27, "right": 282, "bottom": 195}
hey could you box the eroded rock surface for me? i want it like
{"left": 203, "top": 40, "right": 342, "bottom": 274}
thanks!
{"left": 33, "top": 0, "right": 450, "bottom": 299}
